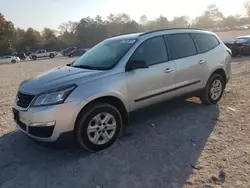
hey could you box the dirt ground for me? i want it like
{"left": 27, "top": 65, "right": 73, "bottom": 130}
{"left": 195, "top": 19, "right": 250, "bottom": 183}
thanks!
{"left": 0, "top": 56, "right": 250, "bottom": 188}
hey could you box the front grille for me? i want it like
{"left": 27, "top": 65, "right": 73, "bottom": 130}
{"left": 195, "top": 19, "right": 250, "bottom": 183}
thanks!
{"left": 17, "top": 92, "right": 35, "bottom": 108}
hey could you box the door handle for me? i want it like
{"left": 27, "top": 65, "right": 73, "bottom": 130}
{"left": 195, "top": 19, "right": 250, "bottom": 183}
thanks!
{"left": 164, "top": 68, "right": 173, "bottom": 73}
{"left": 198, "top": 60, "right": 206, "bottom": 64}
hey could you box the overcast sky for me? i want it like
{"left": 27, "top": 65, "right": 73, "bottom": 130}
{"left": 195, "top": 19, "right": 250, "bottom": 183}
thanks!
{"left": 0, "top": 0, "right": 246, "bottom": 31}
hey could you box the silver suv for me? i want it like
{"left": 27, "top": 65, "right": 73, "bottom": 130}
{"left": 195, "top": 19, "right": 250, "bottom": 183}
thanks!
{"left": 13, "top": 28, "right": 231, "bottom": 151}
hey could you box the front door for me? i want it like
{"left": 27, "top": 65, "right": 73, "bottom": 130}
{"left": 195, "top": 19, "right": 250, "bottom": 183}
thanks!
{"left": 36, "top": 50, "right": 42, "bottom": 58}
{"left": 126, "top": 36, "right": 176, "bottom": 111}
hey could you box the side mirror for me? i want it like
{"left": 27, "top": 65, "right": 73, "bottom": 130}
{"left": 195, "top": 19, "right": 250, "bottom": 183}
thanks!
{"left": 125, "top": 60, "right": 149, "bottom": 71}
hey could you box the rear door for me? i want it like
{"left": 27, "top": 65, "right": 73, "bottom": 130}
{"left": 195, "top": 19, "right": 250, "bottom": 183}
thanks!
{"left": 164, "top": 33, "right": 206, "bottom": 96}
{"left": 191, "top": 33, "right": 221, "bottom": 85}
{"left": 126, "top": 36, "right": 176, "bottom": 110}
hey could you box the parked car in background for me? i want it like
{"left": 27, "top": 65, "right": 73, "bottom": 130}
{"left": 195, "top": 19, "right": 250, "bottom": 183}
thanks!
{"left": 0, "top": 55, "right": 20, "bottom": 64}
{"left": 13, "top": 28, "right": 231, "bottom": 152}
{"left": 25, "top": 51, "right": 32, "bottom": 56}
{"left": 16, "top": 52, "right": 27, "bottom": 60}
{"left": 29, "top": 49, "right": 57, "bottom": 60}
{"left": 223, "top": 36, "right": 250, "bottom": 57}
{"left": 232, "top": 36, "right": 250, "bottom": 56}
{"left": 68, "top": 48, "right": 87, "bottom": 57}
{"left": 223, "top": 40, "right": 235, "bottom": 50}
{"left": 61, "top": 46, "right": 77, "bottom": 56}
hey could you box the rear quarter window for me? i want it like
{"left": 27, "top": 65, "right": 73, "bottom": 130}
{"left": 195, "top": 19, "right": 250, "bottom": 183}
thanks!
{"left": 192, "top": 33, "right": 220, "bottom": 53}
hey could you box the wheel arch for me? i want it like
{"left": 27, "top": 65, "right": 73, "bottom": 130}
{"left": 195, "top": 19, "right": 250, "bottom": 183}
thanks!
{"left": 210, "top": 68, "right": 227, "bottom": 86}
{"left": 74, "top": 96, "right": 129, "bottom": 130}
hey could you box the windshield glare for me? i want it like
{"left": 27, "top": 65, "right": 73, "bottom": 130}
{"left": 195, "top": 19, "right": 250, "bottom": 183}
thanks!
{"left": 72, "top": 39, "right": 136, "bottom": 70}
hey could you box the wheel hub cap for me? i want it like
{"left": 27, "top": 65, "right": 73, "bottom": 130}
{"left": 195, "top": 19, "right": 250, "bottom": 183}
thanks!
{"left": 210, "top": 79, "right": 223, "bottom": 100}
{"left": 87, "top": 113, "right": 117, "bottom": 145}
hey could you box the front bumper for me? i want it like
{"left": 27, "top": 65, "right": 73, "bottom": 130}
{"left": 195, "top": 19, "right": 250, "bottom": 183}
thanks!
{"left": 12, "top": 100, "right": 85, "bottom": 142}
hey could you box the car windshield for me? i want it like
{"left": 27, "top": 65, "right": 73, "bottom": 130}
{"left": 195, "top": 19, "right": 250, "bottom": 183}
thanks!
{"left": 72, "top": 39, "right": 136, "bottom": 70}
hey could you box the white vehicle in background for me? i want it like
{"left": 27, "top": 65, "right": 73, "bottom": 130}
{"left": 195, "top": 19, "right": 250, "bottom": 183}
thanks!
{"left": 29, "top": 49, "right": 57, "bottom": 60}
{"left": 0, "top": 55, "right": 20, "bottom": 64}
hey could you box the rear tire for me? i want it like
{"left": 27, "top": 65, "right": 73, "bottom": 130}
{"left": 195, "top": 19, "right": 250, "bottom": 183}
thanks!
{"left": 200, "top": 74, "right": 225, "bottom": 105}
{"left": 50, "top": 54, "right": 55, "bottom": 58}
{"left": 75, "top": 103, "right": 122, "bottom": 152}
{"left": 32, "top": 56, "right": 37, "bottom": 60}
{"left": 11, "top": 60, "right": 16, "bottom": 63}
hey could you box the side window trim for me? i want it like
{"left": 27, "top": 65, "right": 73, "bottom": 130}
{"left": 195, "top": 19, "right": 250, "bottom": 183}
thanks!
{"left": 164, "top": 33, "right": 198, "bottom": 61}
{"left": 189, "top": 33, "right": 199, "bottom": 54}
{"left": 190, "top": 33, "right": 202, "bottom": 54}
{"left": 162, "top": 36, "right": 171, "bottom": 62}
{"left": 128, "top": 35, "right": 169, "bottom": 67}
{"left": 191, "top": 33, "right": 220, "bottom": 54}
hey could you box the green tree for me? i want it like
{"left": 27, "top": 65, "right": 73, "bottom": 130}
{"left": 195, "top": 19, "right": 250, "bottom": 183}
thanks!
{"left": 146, "top": 15, "right": 169, "bottom": 31}
{"left": 193, "top": 4, "right": 224, "bottom": 29}
{"left": 244, "top": 0, "right": 250, "bottom": 18}
{"left": 223, "top": 15, "right": 240, "bottom": 29}
{"left": 12, "top": 28, "right": 26, "bottom": 52}
{"left": 171, "top": 16, "right": 189, "bottom": 28}
{"left": 0, "top": 13, "right": 15, "bottom": 55}
{"left": 139, "top": 15, "right": 148, "bottom": 26}
{"left": 21, "top": 28, "right": 42, "bottom": 51}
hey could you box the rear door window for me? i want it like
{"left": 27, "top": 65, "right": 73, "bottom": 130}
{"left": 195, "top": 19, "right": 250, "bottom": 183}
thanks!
{"left": 192, "top": 34, "right": 220, "bottom": 53}
{"left": 165, "top": 34, "right": 197, "bottom": 60}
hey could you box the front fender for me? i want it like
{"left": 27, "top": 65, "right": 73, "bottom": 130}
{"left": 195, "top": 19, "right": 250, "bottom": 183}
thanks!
{"left": 66, "top": 72, "right": 129, "bottom": 111}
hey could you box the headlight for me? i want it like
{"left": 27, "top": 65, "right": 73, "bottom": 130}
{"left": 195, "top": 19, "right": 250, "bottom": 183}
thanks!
{"left": 31, "top": 85, "right": 76, "bottom": 107}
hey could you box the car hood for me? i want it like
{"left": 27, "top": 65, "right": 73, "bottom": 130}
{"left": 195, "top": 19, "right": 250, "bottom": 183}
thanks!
{"left": 19, "top": 66, "right": 105, "bottom": 95}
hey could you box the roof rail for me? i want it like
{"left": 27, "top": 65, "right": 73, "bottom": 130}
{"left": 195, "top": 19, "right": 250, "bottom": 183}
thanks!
{"left": 108, "top": 32, "right": 140, "bottom": 39}
{"left": 139, "top": 28, "right": 206, "bottom": 36}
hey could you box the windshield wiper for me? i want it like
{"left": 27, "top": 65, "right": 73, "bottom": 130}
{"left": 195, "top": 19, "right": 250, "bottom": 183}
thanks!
{"left": 72, "top": 65, "right": 96, "bottom": 70}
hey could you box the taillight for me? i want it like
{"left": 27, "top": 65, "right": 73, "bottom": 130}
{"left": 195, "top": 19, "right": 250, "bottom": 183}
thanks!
{"left": 226, "top": 49, "right": 232, "bottom": 55}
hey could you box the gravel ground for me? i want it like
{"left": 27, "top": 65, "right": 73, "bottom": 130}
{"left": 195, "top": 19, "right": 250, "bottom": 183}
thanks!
{"left": 0, "top": 56, "right": 250, "bottom": 188}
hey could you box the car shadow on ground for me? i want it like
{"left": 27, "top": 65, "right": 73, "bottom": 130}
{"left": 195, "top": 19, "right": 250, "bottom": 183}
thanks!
{"left": 0, "top": 98, "right": 219, "bottom": 188}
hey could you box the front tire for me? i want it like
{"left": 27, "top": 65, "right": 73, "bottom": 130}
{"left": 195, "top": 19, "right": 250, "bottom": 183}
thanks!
{"left": 32, "top": 56, "right": 37, "bottom": 60}
{"left": 200, "top": 74, "right": 225, "bottom": 105}
{"left": 75, "top": 103, "right": 122, "bottom": 152}
{"left": 11, "top": 60, "right": 16, "bottom": 63}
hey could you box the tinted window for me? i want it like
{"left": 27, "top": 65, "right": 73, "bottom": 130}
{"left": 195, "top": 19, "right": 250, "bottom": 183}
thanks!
{"left": 165, "top": 34, "right": 197, "bottom": 60}
{"left": 130, "top": 36, "right": 168, "bottom": 66}
{"left": 192, "top": 34, "right": 219, "bottom": 53}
